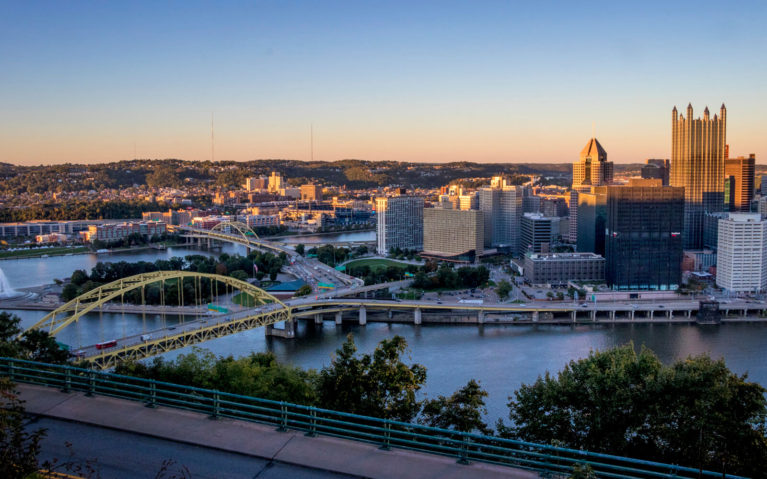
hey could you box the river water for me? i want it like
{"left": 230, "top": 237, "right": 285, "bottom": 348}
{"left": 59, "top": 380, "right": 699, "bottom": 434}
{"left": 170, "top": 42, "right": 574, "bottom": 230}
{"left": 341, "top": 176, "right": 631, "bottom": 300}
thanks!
{"left": 1, "top": 236, "right": 766, "bottom": 424}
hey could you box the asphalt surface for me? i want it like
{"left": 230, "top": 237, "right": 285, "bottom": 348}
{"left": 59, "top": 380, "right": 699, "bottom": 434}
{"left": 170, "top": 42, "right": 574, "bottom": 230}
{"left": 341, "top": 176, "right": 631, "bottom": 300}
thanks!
{"left": 25, "top": 416, "right": 359, "bottom": 479}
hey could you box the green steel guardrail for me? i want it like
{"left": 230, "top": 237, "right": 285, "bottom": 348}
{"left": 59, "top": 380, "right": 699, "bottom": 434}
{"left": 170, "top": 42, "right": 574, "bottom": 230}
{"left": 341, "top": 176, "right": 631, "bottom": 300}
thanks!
{"left": 0, "top": 357, "right": 745, "bottom": 479}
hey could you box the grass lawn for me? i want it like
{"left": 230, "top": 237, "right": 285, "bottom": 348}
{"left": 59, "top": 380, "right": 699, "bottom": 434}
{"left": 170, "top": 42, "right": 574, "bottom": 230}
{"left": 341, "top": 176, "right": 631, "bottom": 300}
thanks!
{"left": 344, "top": 258, "right": 413, "bottom": 272}
{"left": 0, "top": 246, "right": 89, "bottom": 259}
{"left": 232, "top": 292, "right": 257, "bottom": 307}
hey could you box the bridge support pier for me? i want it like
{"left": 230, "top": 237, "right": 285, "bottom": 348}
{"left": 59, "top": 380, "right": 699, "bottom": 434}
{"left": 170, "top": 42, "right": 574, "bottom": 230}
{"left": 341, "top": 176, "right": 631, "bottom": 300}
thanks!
{"left": 649, "top": 310, "right": 654, "bottom": 320}
{"left": 335, "top": 311, "right": 343, "bottom": 325}
{"left": 590, "top": 310, "right": 596, "bottom": 322}
{"left": 414, "top": 308, "right": 422, "bottom": 325}
{"left": 265, "top": 320, "right": 296, "bottom": 339}
{"left": 667, "top": 310, "right": 673, "bottom": 319}
{"left": 629, "top": 310, "right": 635, "bottom": 321}
{"left": 388, "top": 309, "right": 393, "bottom": 320}
{"left": 609, "top": 310, "right": 615, "bottom": 321}
{"left": 570, "top": 311, "right": 576, "bottom": 323}
{"left": 314, "top": 314, "right": 323, "bottom": 326}
{"left": 532, "top": 311, "right": 538, "bottom": 322}
{"left": 686, "top": 310, "right": 692, "bottom": 318}
{"left": 359, "top": 306, "right": 367, "bottom": 326}
{"left": 477, "top": 310, "right": 484, "bottom": 324}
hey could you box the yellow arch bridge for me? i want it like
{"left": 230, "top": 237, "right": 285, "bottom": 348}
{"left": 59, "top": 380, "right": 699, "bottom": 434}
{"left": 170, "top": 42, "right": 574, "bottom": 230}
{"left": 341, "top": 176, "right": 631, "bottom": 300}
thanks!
{"left": 175, "top": 220, "right": 293, "bottom": 256}
{"left": 25, "top": 271, "right": 292, "bottom": 370}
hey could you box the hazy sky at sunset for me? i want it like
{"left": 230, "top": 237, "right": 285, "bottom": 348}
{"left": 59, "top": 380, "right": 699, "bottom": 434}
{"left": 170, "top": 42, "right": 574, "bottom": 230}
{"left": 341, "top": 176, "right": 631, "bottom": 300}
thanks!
{"left": 1, "top": 1, "right": 765, "bottom": 165}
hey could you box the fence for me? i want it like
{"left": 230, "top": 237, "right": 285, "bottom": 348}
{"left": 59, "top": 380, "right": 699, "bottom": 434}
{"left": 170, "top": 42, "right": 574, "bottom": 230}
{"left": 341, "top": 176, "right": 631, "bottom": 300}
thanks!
{"left": 0, "top": 357, "right": 744, "bottom": 479}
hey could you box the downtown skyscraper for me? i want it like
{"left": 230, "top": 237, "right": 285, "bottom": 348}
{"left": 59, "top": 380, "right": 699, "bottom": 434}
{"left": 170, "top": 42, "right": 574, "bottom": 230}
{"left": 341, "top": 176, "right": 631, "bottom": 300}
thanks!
{"left": 670, "top": 103, "right": 726, "bottom": 249}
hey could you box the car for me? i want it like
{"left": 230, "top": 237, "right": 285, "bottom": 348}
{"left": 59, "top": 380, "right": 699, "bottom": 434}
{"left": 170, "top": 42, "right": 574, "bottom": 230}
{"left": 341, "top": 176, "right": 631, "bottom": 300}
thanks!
{"left": 437, "top": 301, "right": 442, "bottom": 304}
{"left": 581, "top": 304, "right": 588, "bottom": 308}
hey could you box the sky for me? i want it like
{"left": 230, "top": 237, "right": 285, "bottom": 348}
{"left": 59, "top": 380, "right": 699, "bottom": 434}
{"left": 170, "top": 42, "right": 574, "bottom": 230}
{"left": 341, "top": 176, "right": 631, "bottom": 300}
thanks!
{"left": 1, "top": 0, "right": 765, "bottom": 165}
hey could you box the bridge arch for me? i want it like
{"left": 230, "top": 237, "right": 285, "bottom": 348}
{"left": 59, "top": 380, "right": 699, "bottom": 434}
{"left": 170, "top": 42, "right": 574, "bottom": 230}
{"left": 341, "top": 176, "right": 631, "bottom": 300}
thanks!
{"left": 27, "top": 271, "right": 289, "bottom": 336}
{"left": 210, "top": 221, "right": 259, "bottom": 241}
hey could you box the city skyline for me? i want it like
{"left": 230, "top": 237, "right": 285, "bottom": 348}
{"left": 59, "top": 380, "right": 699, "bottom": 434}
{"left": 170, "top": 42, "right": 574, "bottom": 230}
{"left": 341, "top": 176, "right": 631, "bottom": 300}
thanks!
{"left": 1, "top": 1, "right": 766, "bottom": 166}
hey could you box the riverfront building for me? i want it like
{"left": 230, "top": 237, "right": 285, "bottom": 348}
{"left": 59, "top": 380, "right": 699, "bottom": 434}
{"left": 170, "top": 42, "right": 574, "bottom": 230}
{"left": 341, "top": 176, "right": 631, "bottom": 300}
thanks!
{"left": 724, "top": 154, "right": 755, "bottom": 212}
{"left": 671, "top": 104, "right": 727, "bottom": 248}
{"left": 375, "top": 196, "right": 424, "bottom": 255}
{"left": 299, "top": 184, "right": 323, "bottom": 202}
{"left": 422, "top": 208, "right": 483, "bottom": 262}
{"left": 716, "top": 213, "right": 767, "bottom": 292}
{"left": 478, "top": 185, "right": 523, "bottom": 253}
{"left": 605, "top": 180, "right": 685, "bottom": 290}
{"left": 523, "top": 252, "right": 605, "bottom": 285}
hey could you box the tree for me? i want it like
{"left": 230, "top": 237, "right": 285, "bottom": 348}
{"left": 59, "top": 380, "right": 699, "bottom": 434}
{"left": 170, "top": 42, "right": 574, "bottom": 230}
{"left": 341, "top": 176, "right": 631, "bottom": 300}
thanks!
{"left": 420, "top": 379, "right": 492, "bottom": 434}
{"left": 295, "top": 244, "right": 305, "bottom": 256}
{"left": 501, "top": 344, "right": 767, "bottom": 478}
{"left": 0, "top": 312, "right": 22, "bottom": 358}
{"left": 0, "top": 378, "right": 46, "bottom": 479}
{"left": 496, "top": 280, "right": 512, "bottom": 300}
{"left": 318, "top": 335, "right": 427, "bottom": 422}
{"left": 229, "top": 270, "right": 248, "bottom": 282}
{"left": 18, "top": 330, "right": 70, "bottom": 364}
{"left": 294, "top": 284, "right": 312, "bottom": 297}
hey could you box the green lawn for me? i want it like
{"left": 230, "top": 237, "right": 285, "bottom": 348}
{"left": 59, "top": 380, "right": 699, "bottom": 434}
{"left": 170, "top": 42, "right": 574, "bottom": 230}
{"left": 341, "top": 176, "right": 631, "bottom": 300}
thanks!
{"left": 344, "top": 258, "right": 413, "bottom": 272}
{"left": 0, "top": 246, "right": 89, "bottom": 259}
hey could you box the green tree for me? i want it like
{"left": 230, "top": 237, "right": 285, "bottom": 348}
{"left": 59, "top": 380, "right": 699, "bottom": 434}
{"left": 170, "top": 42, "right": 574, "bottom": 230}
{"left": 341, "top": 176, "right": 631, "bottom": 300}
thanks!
{"left": 229, "top": 270, "right": 248, "bottom": 282}
{"left": 501, "top": 344, "right": 767, "bottom": 477}
{"left": 0, "top": 312, "right": 22, "bottom": 358}
{"left": 0, "top": 378, "right": 46, "bottom": 479}
{"left": 294, "top": 284, "right": 312, "bottom": 297}
{"left": 295, "top": 244, "right": 305, "bottom": 256}
{"left": 420, "top": 379, "right": 491, "bottom": 434}
{"left": 496, "top": 280, "right": 512, "bottom": 300}
{"left": 318, "top": 335, "right": 427, "bottom": 422}
{"left": 18, "top": 330, "right": 71, "bottom": 364}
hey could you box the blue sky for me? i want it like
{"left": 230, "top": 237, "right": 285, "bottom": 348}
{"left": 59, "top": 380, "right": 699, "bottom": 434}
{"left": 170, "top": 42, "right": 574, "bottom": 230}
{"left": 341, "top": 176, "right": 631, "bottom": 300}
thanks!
{"left": 1, "top": 0, "right": 765, "bottom": 164}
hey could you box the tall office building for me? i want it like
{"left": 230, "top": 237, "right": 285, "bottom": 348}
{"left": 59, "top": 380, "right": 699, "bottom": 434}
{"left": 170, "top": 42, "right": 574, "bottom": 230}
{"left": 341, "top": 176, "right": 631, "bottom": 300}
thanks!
{"left": 520, "top": 213, "right": 559, "bottom": 254}
{"left": 478, "top": 185, "right": 523, "bottom": 253}
{"left": 670, "top": 104, "right": 727, "bottom": 248}
{"left": 422, "top": 208, "right": 484, "bottom": 262}
{"left": 716, "top": 213, "right": 767, "bottom": 292}
{"left": 268, "top": 172, "right": 285, "bottom": 193}
{"left": 576, "top": 187, "right": 608, "bottom": 256}
{"left": 568, "top": 190, "right": 579, "bottom": 243}
{"left": 300, "top": 184, "right": 323, "bottom": 201}
{"left": 244, "top": 176, "right": 268, "bottom": 191}
{"left": 375, "top": 196, "right": 424, "bottom": 255}
{"left": 572, "top": 138, "right": 613, "bottom": 189}
{"left": 724, "top": 154, "right": 755, "bottom": 212}
{"left": 605, "top": 179, "right": 685, "bottom": 290}
{"left": 641, "top": 159, "right": 670, "bottom": 186}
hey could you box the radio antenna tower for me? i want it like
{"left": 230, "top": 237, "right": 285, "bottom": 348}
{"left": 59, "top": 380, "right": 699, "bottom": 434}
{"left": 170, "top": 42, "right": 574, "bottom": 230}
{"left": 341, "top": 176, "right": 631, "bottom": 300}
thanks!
{"left": 310, "top": 123, "right": 314, "bottom": 162}
{"left": 211, "top": 112, "right": 215, "bottom": 162}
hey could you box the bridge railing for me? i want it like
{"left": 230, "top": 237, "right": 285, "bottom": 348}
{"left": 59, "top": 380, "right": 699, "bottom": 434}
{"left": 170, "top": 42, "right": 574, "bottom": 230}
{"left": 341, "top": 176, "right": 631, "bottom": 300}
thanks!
{"left": 0, "top": 357, "right": 743, "bottom": 479}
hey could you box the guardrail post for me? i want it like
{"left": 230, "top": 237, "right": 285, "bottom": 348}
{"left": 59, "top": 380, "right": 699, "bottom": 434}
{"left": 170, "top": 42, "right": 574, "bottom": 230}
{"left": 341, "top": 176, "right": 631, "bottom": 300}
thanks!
{"left": 146, "top": 382, "right": 157, "bottom": 408}
{"left": 380, "top": 422, "right": 391, "bottom": 450}
{"left": 62, "top": 367, "right": 72, "bottom": 393}
{"left": 8, "top": 362, "right": 14, "bottom": 382}
{"left": 211, "top": 391, "right": 220, "bottom": 419}
{"left": 305, "top": 407, "right": 317, "bottom": 437}
{"left": 457, "top": 434, "right": 470, "bottom": 465}
{"left": 86, "top": 370, "right": 96, "bottom": 397}
{"left": 277, "top": 401, "right": 288, "bottom": 431}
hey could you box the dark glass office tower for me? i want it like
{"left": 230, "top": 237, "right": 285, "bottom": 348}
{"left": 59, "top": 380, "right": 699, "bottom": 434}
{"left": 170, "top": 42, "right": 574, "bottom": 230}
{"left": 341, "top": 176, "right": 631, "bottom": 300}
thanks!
{"left": 605, "top": 180, "right": 685, "bottom": 290}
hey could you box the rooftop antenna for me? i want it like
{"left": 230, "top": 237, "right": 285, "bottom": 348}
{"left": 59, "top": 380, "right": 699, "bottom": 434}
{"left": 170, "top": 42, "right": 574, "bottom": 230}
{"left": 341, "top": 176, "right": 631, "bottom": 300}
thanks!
{"left": 310, "top": 123, "right": 314, "bottom": 162}
{"left": 592, "top": 122, "right": 595, "bottom": 139}
{"left": 211, "top": 112, "right": 215, "bottom": 162}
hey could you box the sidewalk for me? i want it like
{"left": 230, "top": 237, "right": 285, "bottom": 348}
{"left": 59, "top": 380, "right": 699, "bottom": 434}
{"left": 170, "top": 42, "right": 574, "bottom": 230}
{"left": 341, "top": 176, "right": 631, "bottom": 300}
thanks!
{"left": 17, "top": 384, "right": 536, "bottom": 479}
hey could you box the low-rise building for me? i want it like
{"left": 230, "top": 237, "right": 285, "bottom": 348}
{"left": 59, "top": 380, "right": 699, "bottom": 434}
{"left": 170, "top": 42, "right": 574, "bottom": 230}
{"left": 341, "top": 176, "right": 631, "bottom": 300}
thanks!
{"left": 523, "top": 252, "right": 605, "bottom": 285}
{"left": 82, "top": 222, "right": 166, "bottom": 243}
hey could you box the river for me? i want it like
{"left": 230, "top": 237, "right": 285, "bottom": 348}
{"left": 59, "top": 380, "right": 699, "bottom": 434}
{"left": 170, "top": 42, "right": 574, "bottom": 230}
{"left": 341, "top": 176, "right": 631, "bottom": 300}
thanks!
{"left": 1, "top": 238, "right": 766, "bottom": 424}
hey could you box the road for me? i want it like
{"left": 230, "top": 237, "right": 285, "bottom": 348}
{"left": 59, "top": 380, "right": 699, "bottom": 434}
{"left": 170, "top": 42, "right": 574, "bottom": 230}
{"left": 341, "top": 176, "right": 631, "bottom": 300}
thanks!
{"left": 26, "top": 416, "right": 358, "bottom": 479}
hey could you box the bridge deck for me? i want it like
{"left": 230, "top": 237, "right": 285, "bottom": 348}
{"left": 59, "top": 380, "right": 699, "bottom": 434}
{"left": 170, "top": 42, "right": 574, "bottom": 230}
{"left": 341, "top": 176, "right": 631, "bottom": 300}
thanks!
{"left": 18, "top": 384, "right": 534, "bottom": 479}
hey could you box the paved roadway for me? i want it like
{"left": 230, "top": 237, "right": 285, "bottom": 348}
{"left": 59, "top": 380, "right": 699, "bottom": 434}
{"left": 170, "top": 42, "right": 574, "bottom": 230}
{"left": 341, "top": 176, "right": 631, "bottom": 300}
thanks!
{"left": 75, "top": 292, "right": 767, "bottom": 358}
{"left": 26, "top": 416, "right": 356, "bottom": 479}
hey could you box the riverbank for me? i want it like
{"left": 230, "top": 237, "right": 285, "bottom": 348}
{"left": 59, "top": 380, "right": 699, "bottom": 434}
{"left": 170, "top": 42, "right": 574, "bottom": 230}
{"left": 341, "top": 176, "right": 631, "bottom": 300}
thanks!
{"left": 0, "top": 246, "right": 89, "bottom": 260}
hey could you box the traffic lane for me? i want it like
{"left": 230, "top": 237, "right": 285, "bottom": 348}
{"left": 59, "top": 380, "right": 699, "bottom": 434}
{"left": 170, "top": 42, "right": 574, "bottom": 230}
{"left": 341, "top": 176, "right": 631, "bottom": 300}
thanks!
{"left": 27, "top": 416, "right": 358, "bottom": 479}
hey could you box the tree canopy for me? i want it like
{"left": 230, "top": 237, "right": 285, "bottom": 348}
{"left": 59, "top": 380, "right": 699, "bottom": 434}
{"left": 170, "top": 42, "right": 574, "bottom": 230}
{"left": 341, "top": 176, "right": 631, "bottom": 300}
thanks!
{"left": 501, "top": 343, "right": 767, "bottom": 478}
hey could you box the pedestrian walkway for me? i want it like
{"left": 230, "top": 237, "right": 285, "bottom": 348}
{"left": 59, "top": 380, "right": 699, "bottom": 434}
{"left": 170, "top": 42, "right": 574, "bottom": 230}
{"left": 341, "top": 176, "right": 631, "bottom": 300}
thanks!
{"left": 18, "top": 384, "right": 536, "bottom": 479}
